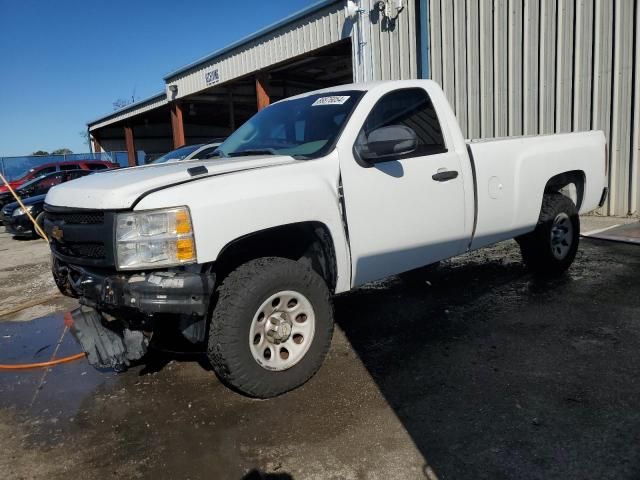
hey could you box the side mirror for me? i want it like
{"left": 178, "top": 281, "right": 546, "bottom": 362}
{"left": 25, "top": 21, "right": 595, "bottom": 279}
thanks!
{"left": 359, "top": 125, "right": 417, "bottom": 162}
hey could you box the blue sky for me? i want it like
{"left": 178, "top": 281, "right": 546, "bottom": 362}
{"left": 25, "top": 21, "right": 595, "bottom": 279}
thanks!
{"left": 0, "top": 0, "right": 315, "bottom": 156}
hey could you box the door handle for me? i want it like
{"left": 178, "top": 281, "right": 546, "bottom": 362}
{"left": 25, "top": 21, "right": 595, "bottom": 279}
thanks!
{"left": 432, "top": 170, "right": 459, "bottom": 182}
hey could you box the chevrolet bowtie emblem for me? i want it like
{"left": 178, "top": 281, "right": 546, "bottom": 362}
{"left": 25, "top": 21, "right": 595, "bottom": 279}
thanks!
{"left": 51, "top": 226, "right": 64, "bottom": 241}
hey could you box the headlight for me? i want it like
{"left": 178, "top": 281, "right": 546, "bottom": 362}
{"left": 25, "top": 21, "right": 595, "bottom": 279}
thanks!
{"left": 12, "top": 206, "right": 33, "bottom": 217}
{"left": 115, "top": 207, "right": 196, "bottom": 270}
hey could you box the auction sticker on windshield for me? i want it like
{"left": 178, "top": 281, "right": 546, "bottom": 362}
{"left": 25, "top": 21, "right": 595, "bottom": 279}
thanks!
{"left": 312, "top": 96, "right": 350, "bottom": 106}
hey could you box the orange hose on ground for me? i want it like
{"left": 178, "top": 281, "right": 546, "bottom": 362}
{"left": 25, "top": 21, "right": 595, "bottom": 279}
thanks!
{"left": 0, "top": 352, "right": 86, "bottom": 370}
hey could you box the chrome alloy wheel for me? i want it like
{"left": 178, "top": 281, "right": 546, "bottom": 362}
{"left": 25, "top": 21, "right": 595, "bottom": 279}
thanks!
{"left": 249, "top": 290, "right": 316, "bottom": 371}
{"left": 550, "top": 212, "right": 574, "bottom": 260}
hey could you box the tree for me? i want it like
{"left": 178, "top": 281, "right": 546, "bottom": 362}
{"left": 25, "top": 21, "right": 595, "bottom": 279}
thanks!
{"left": 52, "top": 148, "right": 73, "bottom": 155}
{"left": 79, "top": 130, "right": 90, "bottom": 147}
{"left": 32, "top": 150, "right": 49, "bottom": 156}
{"left": 113, "top": 89, "right": 138, "bottom": 111}
{"left": 113, "top": 97, "right": 134, "bottom": 111}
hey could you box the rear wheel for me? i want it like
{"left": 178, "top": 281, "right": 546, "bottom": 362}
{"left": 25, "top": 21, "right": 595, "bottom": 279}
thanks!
{"left": 208, "top": 257, "right": 334, "bottom": 398}
{"left": 517, "top": 193, "right": 580, "bottom": 276}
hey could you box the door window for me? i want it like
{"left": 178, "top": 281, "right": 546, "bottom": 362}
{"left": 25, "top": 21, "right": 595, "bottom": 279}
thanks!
{"left": 355, "top": 88, "right": 447, "bottom": 161}
{"left": 35, "top": 173, "right": 65, "bottom": 191}
{"left": 65, "top": 170, "right": 91, "bottom": 181}
{"left": 31, "top": 166, "right": 56, "bottom": 177}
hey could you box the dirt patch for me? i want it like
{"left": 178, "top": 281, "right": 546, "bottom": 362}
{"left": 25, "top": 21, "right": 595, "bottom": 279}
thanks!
{"left": 0, "top": 232, "right": 74, "bottom": 321}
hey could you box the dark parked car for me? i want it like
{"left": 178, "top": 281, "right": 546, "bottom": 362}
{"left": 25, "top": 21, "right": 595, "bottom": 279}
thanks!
{"left": 0, "top": 169, "right": 93, "bottom": 212}
{"left": 1, "top": 194, "right": 48, "bottom": 238}
{"left": 0, "top": 170, "right": 92, "bottom": 237}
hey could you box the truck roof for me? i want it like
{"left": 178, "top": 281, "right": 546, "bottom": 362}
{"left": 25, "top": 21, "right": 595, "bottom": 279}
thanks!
{"left": 274, "top": 79, "right": 439, "bottom": 104}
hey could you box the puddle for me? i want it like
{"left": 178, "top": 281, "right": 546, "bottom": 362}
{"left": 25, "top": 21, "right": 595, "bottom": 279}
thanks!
{"left": 0, "top": 312, "right": 117, "bottom": 418}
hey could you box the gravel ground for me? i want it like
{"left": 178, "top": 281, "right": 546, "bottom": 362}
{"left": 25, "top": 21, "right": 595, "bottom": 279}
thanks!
{"left": 0, "top": 230, "right": 74, "bottom": 321}
{"left": 0, "top": 219, "right": 639, "bottom": 480}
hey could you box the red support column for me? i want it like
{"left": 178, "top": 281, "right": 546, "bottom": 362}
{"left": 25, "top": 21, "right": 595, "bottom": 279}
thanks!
{"left": 256, "top": 74, "right": 270, "bottom": 111}
{"left": 170, "top": 102, "right": 186, "bottom": 148}
{"left": 91, "top": 135, "right": 101, "bottom": 154}
{"left": 124, "top": 124, "right": 137, "bottom": 167}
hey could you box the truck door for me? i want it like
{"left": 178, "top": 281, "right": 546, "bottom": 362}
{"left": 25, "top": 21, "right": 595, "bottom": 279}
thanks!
{"left": 339, "top": 87, "right": 469, "bottom": 286}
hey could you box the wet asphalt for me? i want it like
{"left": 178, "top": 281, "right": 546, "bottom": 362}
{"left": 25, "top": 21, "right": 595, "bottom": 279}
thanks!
{"left": 1, "top": 237, "right": 639, "bottom": 480}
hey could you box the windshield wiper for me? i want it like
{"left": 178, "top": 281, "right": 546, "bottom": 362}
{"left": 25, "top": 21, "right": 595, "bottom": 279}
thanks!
{"left": 227, "top": 148, "right": 277, "bottom": 157}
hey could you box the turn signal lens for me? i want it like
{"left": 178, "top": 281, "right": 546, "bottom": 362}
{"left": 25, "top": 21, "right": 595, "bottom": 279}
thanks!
{"left": 175, "top": 209, "right": 192, "bottom": 234}
{"left": 176, "top": 238, "right": 195, "bottom": 261}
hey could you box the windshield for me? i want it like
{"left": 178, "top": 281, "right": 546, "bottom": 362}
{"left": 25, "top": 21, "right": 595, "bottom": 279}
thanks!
{"left": 152, "top": 145, "right": 202, "bottom": 164}
{"left": 216, "top": 90, "right": 364, "bottom": 159}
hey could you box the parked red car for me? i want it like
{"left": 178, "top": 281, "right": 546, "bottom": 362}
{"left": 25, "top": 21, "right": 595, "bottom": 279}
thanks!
{"left": 0, "top": 160, "right": 118, "bottom": 193}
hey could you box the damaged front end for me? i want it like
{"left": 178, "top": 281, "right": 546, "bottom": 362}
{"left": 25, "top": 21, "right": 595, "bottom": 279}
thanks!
{"left": 44, "top": 205, "right": 215, "bottom": 370}
{"left": 55, "top": 258, "right": 215, "bottom": 370}
{"left": 56, "top": 260, "right": 215, "bottom": 317}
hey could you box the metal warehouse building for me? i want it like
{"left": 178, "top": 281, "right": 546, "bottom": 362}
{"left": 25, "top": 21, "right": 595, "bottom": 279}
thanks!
{"left": 88, "top": 0, "right": 640, "bottom": 217}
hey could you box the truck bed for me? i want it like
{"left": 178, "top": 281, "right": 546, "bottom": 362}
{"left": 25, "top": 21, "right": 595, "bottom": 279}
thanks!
{"left": 466, "top": 131, "right": 607, "bottom": 250}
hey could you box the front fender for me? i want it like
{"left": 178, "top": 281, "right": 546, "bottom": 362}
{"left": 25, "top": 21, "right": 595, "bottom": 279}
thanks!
{"left": 134, "top": 153, "right": 352, "bottom": 293}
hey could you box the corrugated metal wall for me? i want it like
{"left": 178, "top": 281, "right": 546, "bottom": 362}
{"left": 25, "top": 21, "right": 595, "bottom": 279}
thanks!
{"left": 427, "top": 0, "right": 640, "bottom": 216}
{"left": 354, "top": 0, "right": 419, "bottom": 82}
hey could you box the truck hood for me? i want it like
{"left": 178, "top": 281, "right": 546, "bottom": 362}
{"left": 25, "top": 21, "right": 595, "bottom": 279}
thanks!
{"left": 45, "top": 155, "right": 298, "bottom": 210}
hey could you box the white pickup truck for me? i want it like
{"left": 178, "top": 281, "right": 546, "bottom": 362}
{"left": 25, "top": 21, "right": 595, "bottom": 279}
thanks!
{"left": 44, "top": 80, "right": 608, "bottom": 398}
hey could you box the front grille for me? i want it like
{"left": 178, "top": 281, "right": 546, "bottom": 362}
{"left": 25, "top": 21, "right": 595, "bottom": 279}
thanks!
{"left": 44, "top": 206, "right": 115, "bottom": 267}
{"left": 46, "top": 211, "right": 104, "bottom": 225}
{"left": 56, "top": 242, "right": 106, "bottom": 259}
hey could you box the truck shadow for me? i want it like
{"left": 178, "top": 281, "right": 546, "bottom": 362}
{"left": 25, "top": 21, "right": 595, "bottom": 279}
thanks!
{"left": 332, "top": 250, "right": 590, "bottom": 479}
{"left": 242, "top": 470, "right": 293, "bottom": 480}
{"left": 138, "top": 348, "right": 212, "bottom": 376}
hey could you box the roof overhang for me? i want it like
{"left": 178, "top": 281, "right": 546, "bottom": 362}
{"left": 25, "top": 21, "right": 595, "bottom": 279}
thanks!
{"left": 164, "top": 0, "right": 343, "bottom": 80}
{"left": 163, "top": 0, "right": 349, "bottom": 100}
{"left": 88, "top": 92, "right": 168, "bottom": 132}
{"left": 87, "top": 0, "right": 350, "bottom": 132}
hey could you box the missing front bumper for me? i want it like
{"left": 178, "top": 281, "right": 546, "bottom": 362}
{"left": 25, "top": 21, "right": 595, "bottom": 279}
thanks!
{"left": 54, "top": 260, "right": 215, "bottom": 317}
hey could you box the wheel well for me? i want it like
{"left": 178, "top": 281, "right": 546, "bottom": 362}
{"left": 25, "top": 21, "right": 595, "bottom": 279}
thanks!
{"left": 544, "top": 170, "right": 585, "bottom": 210}
{"left": 214, "top": 222, "right": 338, "bottom": 293}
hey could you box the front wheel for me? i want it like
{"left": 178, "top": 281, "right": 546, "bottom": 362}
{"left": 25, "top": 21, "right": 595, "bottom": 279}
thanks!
{"left": 208, "top": 257, "right": 334, "bottom": 398}
{"left": 517, "top": 193, "right": 580, "bottom": 276}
